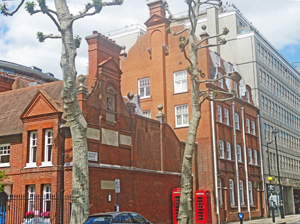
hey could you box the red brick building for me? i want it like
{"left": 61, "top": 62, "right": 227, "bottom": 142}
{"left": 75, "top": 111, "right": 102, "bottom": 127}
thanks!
{"left": 120, "top": 0, "right": 265, "bottom": 222}
{"left": 0, "top": 32, "right": 185, "bottom": 223}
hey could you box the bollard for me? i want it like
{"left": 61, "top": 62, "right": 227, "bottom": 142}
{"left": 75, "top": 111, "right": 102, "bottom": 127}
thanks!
{"left": 271, "top": 205, "right": 275, "bottom": 223}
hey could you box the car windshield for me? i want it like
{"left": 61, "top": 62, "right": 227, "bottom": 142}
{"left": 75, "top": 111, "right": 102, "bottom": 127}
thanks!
{"left": 85, "top": 215, "right": 113, "bottom": 224}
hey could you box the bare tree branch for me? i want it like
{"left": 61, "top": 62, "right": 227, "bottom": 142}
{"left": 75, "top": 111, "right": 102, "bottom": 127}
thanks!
{"left": 197, "top": 28, "right": 229, "bottom": 46}
{"left": 198, "top": 42, "right": 225, "bottom": 49}
{"left": 208, "top": 96, "right": 236, "bottom": 102}
{"left": 25, "top": 2, "right": 61, "bottom": 31}
{"left": 72, "top": 0, "right": 123, "bottom": 22}
{"left": 37, "top": 32, "right": 61, "bottom": 42}
{"left": 164, "top": 1, "right": 189, "bottom": 21}
{"left": 0, "top": 0, "right": 25, "bottom": 16}
{"left": 199, "top": 74, "right": 231, "bottom": 83}
{"left": 169, "top": 28, "right": 189, "bottom": 36}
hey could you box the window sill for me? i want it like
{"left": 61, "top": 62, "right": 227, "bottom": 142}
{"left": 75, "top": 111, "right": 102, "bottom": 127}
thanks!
{"left": 174, "top": 90, "right": 188, "bottom": 95}
{"left": 140, "top": 96, "right": 151, "bottom": 100}
{"left": 25, "top": 163, "right": 37, "bottom": 168}
{"left": 40, "top": 162, "right": 53, "bottom": 167}
{"left": 231, "top": 205, "right": 237, "bottom": 208}
{"left": 0, "top": 163, "right": 10, "bottom": 168}
{"left": 175, "top": 125, "right": 189, "bottom": 129}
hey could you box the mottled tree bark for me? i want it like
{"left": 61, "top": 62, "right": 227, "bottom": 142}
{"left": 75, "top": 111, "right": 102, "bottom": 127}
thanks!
{"left": 54, "top": 1, "right": 89, "bottom": 223}
{"left": 1, "top": 0, "right": 122, "bottom": 223}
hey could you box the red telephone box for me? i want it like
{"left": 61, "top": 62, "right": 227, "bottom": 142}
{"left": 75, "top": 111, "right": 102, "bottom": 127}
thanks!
{"left": 172, "top": 188, "right": 181, "bottom": 224}
{"left": 195, "top": 190, "right": 212, "bottom": 224}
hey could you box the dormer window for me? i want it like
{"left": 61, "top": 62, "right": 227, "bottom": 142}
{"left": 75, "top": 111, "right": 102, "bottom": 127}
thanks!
{"left": 233, "top": 82, "right": 239, "bottom": 98}
{"left": 218, "top": 72, "right": 223, "bottom": 88}
{"left": 246, "top": 89, "right": 250, "bottom": 103}
{"left": 215, "top": 53, "right": 221, "bottom": 67}
{"left": 106, "top": 86, "right": 117, "bottom": 125}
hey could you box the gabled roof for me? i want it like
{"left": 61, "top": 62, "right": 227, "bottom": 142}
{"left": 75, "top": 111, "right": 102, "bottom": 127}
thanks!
{"left": 0, "top": 81, "right": 63, "bottom": 137}
{"left": 20, "top": 90, "right": 63, "bottom": 119}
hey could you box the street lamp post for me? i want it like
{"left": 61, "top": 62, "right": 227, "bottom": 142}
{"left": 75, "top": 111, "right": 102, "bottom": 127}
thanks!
{"left": 266, "top": 141, "right": 273, "bottom": 218}
{"left": 273, "top": 129, "right": 285, "bottom": 219}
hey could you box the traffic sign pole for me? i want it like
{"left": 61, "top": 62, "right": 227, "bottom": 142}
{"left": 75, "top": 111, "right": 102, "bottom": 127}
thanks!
{"left": 115, "top": 179, "right": 120, "bottom": 212}
{"left": 238, "top": 213, "right": 244, "bottom": 224}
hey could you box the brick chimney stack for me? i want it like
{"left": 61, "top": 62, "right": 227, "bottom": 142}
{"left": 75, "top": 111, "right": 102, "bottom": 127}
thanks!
{"left": 85, "top": 31, "right": 123, "bottom": 89}
{"left": 147, "top": 0, "right": 166, "bottom": 18}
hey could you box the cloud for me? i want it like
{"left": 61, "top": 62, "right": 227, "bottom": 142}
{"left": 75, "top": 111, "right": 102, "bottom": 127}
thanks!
{"left": 1, "top": 0, "right": 300, "bottom": 79}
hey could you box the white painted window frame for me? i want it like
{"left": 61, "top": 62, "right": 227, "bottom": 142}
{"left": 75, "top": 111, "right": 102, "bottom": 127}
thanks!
{"left": 174, "top": 70, "right": 188, "bottom": 93}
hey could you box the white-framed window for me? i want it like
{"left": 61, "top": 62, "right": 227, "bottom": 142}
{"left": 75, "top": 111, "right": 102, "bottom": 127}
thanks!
{"left": 239, "top": 180, "right": 245, "bottom": 206}
{"left": 249, "top": 181, "right": 254, "bottom": 205}
{"left": 43, "top": 184, "right": 51, "bottom": 213}
{"left": 218, "top": 179, "right": 223, "bottom": 206}
{"left": 245, "top": 89, "right": 250, "bottom": 103}
{"left": 217, "top": 105, "right": 222, "bottom": 122}
{"left": 229, "top": 179, "right": 235, "bottom": 206}
{"left": 175, "top": 104, "right": 189, "bottom": 127}
{"left": 215, "top": 52, "right": 221, "bottom": 67}
{"left": 251, "top": 121, "right": 256, "bottom": 135}
{"left": 142, "top": 110, "right": 151, "bottom": 118}
{"left": 27, "top": 131, "right": 37, "bottom": 167}
{"left": 233, "top": 82, "right": 239, "bottom": 97}
{"left": 174, "top": 70, "right": 187, "bottom": 93}
{"left": 42, "top": 129, "right": 53, "bottom": 166}
{"left": 237, "top": 145, "right": 242, "bottom": 162}
{"left": 254, "top": 150, "right": 258, "bottom": 165}
{"left": 218, "top": 72, "right": 223, "bottom": 88}
{"left": 235, "top": 113, "right": 240, "bottom": 130}
{"left": 226, "top": 142, "right": 231, "bottom": 160}
{"left": 224, "top": 108, "right": 229, "bottom": 125}
{"left": 246, "top": 118, "right": 250, "bottom": 133}
{"left": 248, "top": 148, "right": 253, "bottom": 164}
{"left": 219, "top": 140, "right": 224, "bottom": 159}
{"left": 28, "top": 185, "right": 35, "bottom": 212}
{"left": 138, "top": 77, "right": 150, "bottom": 99}
{"left": 0, "top": 144, "right": 10, "bottom": 166}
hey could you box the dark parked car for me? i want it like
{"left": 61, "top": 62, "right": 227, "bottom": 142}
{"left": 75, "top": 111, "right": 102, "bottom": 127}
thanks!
{"left": 84, "top": 212, "right": 152, "bottom": 224}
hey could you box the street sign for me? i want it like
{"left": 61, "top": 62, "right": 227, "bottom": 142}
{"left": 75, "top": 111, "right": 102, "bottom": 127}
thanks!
{"left": 115, "top": 179, "right": 120, "bottom": 193}
{"left": 238, "top": 213, "right": 244, "bottom": 219}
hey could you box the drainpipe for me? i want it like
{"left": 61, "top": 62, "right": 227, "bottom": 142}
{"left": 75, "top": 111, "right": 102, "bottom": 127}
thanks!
{"left": 210, "top": 99, "right": 220, "bottom": 224}
{"left": 59, "top": 127, "right": 66, "bottom": 224}
{"left": 232, "top": 101, "right": 241, "bottom": 213}
{"left": 257, "top": 112, "right": 267, "bottom": 217}
{"left": 241, "top": 106, "right": 251, "bottom": 219}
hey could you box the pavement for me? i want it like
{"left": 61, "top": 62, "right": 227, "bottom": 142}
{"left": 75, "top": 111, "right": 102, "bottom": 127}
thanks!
{"left": 228, "top": 214, "right": 300, "bottom": 224}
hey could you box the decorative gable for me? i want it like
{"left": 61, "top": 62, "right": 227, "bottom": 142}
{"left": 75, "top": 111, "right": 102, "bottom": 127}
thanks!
{"left": 20, "top": 90, "right": 63, "bottom": 119}
{"left": 98, "top": 57, "right": 122, "bottom": 76}
{"left": 144, "top": 14, "right": 170, "bottom": 28}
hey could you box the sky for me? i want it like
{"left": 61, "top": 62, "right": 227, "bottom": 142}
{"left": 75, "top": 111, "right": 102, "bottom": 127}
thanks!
{"left": 1, "top": 0, "right": 300, "bottom": 80}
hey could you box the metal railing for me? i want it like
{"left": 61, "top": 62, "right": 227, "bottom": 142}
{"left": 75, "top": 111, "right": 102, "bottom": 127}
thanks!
{"left": 0, "top": 194, "right": 71, "bottom": 224}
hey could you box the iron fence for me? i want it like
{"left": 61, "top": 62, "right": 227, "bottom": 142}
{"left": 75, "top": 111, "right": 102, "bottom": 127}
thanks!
{"left": 0, "top": 194, "right": 71, "bottom": 224}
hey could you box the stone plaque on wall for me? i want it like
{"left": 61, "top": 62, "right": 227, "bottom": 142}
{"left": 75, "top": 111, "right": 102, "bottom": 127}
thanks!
{"left": 101, "top": 128, "right": 118, "bottom": 146}
{"left": 101, "top": 180, "right": 115, "bottom": 190}
{"left": 120, "top": 134, "right": 132, "bottom": 146}
{"left": 87, "top": 127, "right": 100, "bottom": 140}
